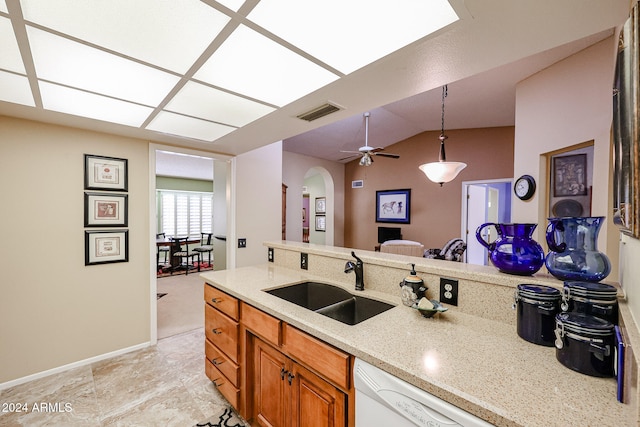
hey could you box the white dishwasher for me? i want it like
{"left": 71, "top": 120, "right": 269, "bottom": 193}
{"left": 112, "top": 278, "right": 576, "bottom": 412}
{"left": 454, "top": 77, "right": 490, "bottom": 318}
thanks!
{"left": 354, "top": 358, "right": 493, "bottom": 427}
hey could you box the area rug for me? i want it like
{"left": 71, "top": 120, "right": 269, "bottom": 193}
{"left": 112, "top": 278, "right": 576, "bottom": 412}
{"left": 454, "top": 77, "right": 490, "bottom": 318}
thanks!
{"left": 157, "top": 261, "right": 213, "bottom": 278}
{"left": 195, "top": 407, "right": 248, "bottom": 427}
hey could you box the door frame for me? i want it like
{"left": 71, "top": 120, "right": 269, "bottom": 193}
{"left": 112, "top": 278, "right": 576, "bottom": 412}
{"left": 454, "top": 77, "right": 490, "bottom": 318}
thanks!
{"left": 461, "top": 178, "right": 513, "bottom": 264}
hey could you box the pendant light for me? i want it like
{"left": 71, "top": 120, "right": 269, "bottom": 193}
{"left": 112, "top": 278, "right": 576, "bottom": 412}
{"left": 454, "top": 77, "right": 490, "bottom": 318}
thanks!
{"left": 418, "top": 85, "right": 467, "bottom": 186}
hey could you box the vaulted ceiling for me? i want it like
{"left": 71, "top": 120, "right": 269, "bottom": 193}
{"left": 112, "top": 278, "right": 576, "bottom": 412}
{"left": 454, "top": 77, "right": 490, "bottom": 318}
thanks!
{"left": 0, "top": 0, "right": 628, "bottom": 160}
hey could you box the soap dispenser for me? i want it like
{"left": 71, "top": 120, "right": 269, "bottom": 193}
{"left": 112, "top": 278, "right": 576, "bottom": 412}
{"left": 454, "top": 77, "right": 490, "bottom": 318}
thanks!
{"left": 399, "top": 263, "right": 427, "bottom": 307}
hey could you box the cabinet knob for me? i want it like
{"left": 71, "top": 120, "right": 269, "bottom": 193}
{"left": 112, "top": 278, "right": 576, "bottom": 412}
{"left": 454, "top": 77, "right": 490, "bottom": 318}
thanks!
{"left": 280, "top": 367, "right": 287, "bottom": 380}
{"left": 212, "top": 328, "right": 222, "bottom": 335}
{"left": 287, "top": 372, "right": 295, "bottom": 385}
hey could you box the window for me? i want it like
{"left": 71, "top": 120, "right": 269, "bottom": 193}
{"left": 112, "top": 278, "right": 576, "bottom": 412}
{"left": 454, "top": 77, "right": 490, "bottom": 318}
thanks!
{"left": 158, "top": 190, "right": 212, "bottom": 236}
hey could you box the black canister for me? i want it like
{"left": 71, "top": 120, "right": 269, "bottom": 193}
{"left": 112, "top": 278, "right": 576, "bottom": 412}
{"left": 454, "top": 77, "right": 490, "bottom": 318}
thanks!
{"left": 554, "top": 312, "right": 615, "bottom": 377}
{"left": 514, "top": 284, "right": 561, "bottom": 346}
{"left": 561, "top": 281, "right": 619, "bottom": 324}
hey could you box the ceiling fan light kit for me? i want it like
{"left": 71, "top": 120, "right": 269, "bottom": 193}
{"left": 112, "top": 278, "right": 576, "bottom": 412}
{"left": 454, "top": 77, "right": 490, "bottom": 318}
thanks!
{"left": 419, "top": 85, "right": 467, "bottom": 186}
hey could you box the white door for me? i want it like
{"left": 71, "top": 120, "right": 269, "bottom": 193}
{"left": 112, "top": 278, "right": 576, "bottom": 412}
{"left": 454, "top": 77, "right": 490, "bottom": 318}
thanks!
{"left": 466, "top": 185, "right": 488, "bottom": 265}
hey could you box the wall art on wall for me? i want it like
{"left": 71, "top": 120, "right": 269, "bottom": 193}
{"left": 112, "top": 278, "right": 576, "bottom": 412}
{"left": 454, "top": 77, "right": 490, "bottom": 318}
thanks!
{"left": 315, "top": 215, "right": 326, "bottom": 232}
{"left": 85, "top": 230, "right": 129, "bottom": 265}
{"left": 84, "top": 192, "right": 128, "bottom": 227}
{"left": 84, "top": 154, "right": 128, "bottom": 191}
{"left": 315, "top": 197, "right": 326, "bottom": 214}
{"left": 553, "top": 153, "right": 587, "bottom": 197}
{"left": 376, "top": 189, "right": 411, "bottom": 223}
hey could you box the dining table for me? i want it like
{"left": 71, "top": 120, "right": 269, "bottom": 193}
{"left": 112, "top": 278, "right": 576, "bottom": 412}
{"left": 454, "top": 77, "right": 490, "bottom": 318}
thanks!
{"left": 156, "top": 235, "right": 201, "bottom": 271}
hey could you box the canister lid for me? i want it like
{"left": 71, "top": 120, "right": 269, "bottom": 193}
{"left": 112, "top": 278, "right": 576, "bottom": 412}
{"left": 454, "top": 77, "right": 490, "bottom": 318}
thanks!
{"left": 555, "top": 312, "right": 614, "bottom": 335}
{"left": 517, "top": 284, "right": 561, "bottom": 301}
{"left": 564, "top": 281, "right": 617, "bottom": 299}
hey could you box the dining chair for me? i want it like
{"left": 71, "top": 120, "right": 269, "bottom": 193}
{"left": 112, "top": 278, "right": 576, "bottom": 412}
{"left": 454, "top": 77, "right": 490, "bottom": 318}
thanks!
{"left": 170, "top": 237, "right": 200, "bottom": 275}
{"left": 156, "top": 233, "right": 170, "bottom": 270}
{"left": 192, "top": 233, "right": 214, "bottom": 268}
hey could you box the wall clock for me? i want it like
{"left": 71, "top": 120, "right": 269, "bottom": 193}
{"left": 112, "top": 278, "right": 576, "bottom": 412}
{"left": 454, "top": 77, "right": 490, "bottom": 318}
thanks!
{"left": 514, "top": 175, "right": 536, "bottom": 200}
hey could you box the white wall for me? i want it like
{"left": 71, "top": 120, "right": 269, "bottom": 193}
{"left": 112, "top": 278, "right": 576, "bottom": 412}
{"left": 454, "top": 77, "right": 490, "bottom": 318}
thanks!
{"left": 513, "top": 36, "right": 619, "bottom": 277}
{"left": 234, "top": 141, "right": 283, "bottom": 267}
{"left": 282, "top": 151, "right": 345, "bottom": 247}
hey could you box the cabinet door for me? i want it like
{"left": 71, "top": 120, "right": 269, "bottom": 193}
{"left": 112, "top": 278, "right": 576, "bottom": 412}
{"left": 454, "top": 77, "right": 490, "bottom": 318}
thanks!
{"left": 254, "top": 339, "right": 288, "bottom": 427}
{"left": 290, "top": 363, "right": 346, "bottom": 427}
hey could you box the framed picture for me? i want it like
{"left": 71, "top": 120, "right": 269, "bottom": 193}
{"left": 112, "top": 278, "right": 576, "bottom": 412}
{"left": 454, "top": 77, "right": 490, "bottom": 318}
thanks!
{"left": 552, "top": 154, "right": 587, "bottom": 197}
{"left": 84, "top": 192, "right": 128, "bottom": 227}
{"left": 315, "top": 215, "right": 326, "bottom": 232}
{"left": 376, "top": 189, "right": 410, "bottom": 223}
{"left": 315, "top": 197, "right": 326, "bottom": 214}
{"left": 84, "top": 154, "right": 128, "bottom": 191}
{"left": 85, "top": 230, "right": 129, "bottom": 265}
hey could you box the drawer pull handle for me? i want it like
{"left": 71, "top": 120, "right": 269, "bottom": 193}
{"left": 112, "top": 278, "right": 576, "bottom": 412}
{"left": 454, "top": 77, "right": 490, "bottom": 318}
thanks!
{"left": 212, "top": 357, "right": 224, "bottom": 366}
{"left": 212, "top": 378, "right": 224, "bottom": 387}
{"left": 287, "top": 372, "right": 295, "bottom": 385}
{"left": 211, "top": 298, "right": 222, "bottom": 304}
{"left": 212, "top": 328, "right": 222, "bottom": 335}
{"left": 280, "top": 367, "right": 287, "bottom": 380}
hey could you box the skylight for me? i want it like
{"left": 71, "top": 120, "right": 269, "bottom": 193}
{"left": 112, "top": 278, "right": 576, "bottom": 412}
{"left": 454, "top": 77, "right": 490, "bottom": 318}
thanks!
{"left": 1, "top": 0, "right": 459, "bottom": 144}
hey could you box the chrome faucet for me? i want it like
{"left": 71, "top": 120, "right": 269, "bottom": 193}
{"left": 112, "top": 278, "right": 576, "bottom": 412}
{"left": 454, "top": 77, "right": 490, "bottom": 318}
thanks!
{"left": 344, "top": 251, "right": 365, "bottom": 291}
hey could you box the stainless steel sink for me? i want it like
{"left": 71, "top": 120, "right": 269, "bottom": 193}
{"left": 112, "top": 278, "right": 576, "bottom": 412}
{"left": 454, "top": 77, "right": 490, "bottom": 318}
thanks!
{"left": 265, "top": 281, "right": 394, "bottom": 325}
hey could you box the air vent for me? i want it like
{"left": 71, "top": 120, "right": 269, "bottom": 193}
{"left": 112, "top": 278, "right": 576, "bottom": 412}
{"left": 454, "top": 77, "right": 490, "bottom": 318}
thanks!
{"left": 296, "top": 102, "right": 342, "bottom": 122}
{"left": 352, "top": 180, "right": 364, "bottom": 189}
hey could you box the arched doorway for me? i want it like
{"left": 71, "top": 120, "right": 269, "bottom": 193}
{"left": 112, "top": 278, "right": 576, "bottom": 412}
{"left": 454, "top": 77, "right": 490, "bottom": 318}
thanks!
{"left": 302, "top": 167, "right": 335, "bottom": 246}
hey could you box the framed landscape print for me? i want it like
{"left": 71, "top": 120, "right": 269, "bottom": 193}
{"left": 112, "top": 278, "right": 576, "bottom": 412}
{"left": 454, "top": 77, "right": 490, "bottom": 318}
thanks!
{"left": 85, "top": 230, "right": 129, "bottom": 265}
{"left": 84, "top": 192, "right": 128, "bottom": 227}
{"left": 84, "top": 154, "right": 128, "bottom": 191}
{"left": 376, "top": 189, "right": 411, "bottom": 223}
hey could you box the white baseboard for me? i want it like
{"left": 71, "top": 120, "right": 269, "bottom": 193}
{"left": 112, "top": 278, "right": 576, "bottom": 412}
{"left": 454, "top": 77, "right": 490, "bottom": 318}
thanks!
{"left": 0, "top": 341, "right": 151, "bottom": 391}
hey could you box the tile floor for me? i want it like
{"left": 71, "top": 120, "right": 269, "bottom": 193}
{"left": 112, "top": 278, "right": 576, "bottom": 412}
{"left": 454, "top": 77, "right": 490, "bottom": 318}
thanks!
{"left": 0, "top": 328, "right": 233, "bottom": 426}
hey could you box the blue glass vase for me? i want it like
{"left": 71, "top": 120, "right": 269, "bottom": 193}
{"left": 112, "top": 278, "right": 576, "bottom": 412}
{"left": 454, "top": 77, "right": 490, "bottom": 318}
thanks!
{"left": 476, "top": 223, "right": 545, "bottom": 275}
{"left": 545, "top": 217, "right": 611, "bottom": 282}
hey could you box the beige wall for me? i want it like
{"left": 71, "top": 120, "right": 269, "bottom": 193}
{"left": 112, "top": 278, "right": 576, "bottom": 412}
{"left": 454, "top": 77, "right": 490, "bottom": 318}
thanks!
{"left": 513, "top": 37, "right": 620, "bottom": 278}
{"left": 0, "top": 116, "right": 150, "bottom": 383}
{"left": 344, "top": 126, "right": 515, "bottom": 251}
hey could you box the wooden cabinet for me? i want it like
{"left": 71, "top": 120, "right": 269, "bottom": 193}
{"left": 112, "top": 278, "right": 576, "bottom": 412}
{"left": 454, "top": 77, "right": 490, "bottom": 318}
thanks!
{"left": 252, "top": 337, "right": 346, "bottom": 427}
{"left": 204, "top": 284, "right": 353, "bottom": 426}
{"left": 204, "top": 286, "right": 240, "bottom": 408}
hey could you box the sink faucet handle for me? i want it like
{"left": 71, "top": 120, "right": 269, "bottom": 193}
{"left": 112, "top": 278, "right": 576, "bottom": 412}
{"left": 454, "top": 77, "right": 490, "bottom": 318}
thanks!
{"left": 351, "top": 251, "right": 362, "bottom": 264}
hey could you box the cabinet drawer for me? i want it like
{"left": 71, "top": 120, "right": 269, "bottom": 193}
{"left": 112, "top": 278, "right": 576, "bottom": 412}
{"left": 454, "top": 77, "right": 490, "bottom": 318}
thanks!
{"left": 205, "top": 304, "right": 239, "bottom": 363}
{"left": 205, "top": 338, "right": 240, "bottom": 387}
{"left": 241, "top": 302, "right": 281, "bottom": 346}
{"left": 204, "top": 285, "right": 239, "bottom": 321}
{"left": 205, "top": 358, "right": 240, "bottom": 409}
{"left": 283, "top": 324, "right": 351, "bottom": 391}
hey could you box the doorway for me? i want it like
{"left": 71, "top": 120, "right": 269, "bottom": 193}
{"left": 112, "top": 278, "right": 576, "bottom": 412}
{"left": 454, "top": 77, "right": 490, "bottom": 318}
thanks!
{"left": 149, "top": 145, "right": 230, "bottom": 343}
{"left": 461, "top": 179, "right": 513, "bottom": 265}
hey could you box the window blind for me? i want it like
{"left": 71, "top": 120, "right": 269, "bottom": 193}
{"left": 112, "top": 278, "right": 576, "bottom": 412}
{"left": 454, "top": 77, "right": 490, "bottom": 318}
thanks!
{"left": 159, "top": 190, "right": 213, "bottom": 237}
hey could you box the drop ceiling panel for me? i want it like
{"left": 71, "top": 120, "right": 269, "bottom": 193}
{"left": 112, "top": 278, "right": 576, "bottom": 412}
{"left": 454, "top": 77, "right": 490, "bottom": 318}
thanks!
{"left": 0, "top": 1, "right": 6, "bottom": 13}
{"left": 147, "top": 111, "right": 236, "bottom": 142}
{"left": 20, "top": 0, "right": 230, "bottom": 74}
{"left": 248, "top": 0, "right": 459, "bottom": 74}
{"left": 0, "top": 17, "right": 26, "bottom": 73}
{"left": 0, "top": 71, "right": 34, "bottom": 106}
{"left": 215, "top": 0, "right": 245, "bottom": 12}
{"left": 194, "top": 24, "right": 339, "bottom": 107}
{"left": 40, "top": 82, "right": 154, "bottom": 127}
{"left": 165, "top": 81, "right": 275, "bottom": 127}
{"left": 26, "top": 27, "right": 180, "bottom": 106}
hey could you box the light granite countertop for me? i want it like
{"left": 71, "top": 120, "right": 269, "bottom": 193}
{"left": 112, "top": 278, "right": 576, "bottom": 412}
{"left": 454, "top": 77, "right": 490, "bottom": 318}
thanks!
{"left": 201, "top": 263, "right": 633, "bottom": 427}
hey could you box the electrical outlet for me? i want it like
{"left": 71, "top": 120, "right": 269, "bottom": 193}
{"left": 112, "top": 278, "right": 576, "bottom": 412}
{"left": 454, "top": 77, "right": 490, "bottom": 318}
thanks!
{"left": 238, "top": 238, "right": 246, "bottom": 248}
{"left": 440, "top": 278, "right": 459, "bottom": 306}
{"left": 300, "top": 253, "right": 308, "bottom": 270}
{"left": 267, "top": 247, "right": 274, "bottom": 262}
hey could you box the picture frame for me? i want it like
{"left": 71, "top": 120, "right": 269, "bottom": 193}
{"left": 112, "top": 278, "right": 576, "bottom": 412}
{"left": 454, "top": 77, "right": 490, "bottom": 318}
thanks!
{"left": 315, "top": 197, "right": 326, "bottom": 214}
{"left": 552, "top": 154, "right": 588, "bottom": 197}
{"left": 376, "top": 189, "right": 411, "bottom": 223}
{"left": 85, "top": 230, "right": 129, "bottom": 265}
{"left": 84, "top": 192, "right": 128, "bottom": 227}
{"left": 315, "top": 215, "right": 326, "bottom": 232}
{"left": 84, "top": 154, "right": 128, "bottom": 191}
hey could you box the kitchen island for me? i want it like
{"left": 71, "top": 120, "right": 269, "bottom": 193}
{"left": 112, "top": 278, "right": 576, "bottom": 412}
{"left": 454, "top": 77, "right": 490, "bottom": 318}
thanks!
{"left": 201, "top": 241, "right": 638, "bottom": 427}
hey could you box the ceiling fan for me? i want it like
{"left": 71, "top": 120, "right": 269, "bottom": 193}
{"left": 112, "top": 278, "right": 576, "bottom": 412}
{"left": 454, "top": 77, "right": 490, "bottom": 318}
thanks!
{"left": 339, "top": 112, "right": 400, "bottom": 166}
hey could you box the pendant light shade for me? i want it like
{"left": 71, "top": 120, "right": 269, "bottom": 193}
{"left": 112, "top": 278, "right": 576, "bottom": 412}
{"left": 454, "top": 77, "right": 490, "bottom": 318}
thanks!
{"left": 419, "top": 86, "right": 466, "bottom": 186}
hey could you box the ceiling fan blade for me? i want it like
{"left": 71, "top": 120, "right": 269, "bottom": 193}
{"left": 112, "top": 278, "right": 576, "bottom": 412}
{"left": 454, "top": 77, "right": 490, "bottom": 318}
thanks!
{"left": 374, "top": 152, "right": 400, "bottom": 159}
{"left": 369, "top": 147, "right": 385, "bottom": 153}
{"left": 340, "top": 150, "right": 361, "bottom": 154}
{"left": 338, "top": 154, "right": 361, "bottom": 161}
